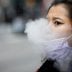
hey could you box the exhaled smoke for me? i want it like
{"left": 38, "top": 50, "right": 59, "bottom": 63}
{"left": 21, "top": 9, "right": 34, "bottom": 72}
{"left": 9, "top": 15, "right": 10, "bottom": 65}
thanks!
{"left": 25, "top": 18, "right": 58, "bottom": 44}
{"left": 25, "top": 18, "right": 72, "bottom": 72}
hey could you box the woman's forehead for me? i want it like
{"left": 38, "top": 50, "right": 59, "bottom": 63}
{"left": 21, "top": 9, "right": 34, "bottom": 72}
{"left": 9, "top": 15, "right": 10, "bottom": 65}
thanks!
{"left": 47, "top": 4, "right": 69, "bottom": 19}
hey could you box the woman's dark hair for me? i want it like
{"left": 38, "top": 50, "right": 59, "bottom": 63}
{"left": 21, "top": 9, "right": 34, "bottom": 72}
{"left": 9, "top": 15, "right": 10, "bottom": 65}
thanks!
{"left": 48, "top": 0, "right": 72, "bottom": 19}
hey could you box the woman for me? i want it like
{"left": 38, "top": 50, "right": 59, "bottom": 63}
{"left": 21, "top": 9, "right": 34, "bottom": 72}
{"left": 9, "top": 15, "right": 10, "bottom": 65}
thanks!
{"left": 25, "top": 0, "right": 72, "bottom": 72}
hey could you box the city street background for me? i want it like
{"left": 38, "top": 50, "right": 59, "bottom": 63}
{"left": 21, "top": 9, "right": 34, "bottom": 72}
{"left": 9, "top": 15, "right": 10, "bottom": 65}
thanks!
{"left": 0, "top": 24, "right": 42, "bottom": 72}
{"left": 0, "top": 0, "right": 53, "bottom": 72}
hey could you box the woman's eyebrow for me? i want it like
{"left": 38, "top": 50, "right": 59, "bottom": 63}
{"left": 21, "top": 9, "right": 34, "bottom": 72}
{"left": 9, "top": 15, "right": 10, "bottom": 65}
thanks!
{"left": 45, "top": 17, "right": 64, "bottom": 22}
{"left": 53, "top": 17, "right": 63, "bottom": 21}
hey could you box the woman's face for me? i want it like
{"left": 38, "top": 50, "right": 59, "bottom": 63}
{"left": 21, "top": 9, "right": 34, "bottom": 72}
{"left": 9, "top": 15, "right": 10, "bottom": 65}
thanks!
{"left": 47, "top": 4, "right": 72, "bottom": 38}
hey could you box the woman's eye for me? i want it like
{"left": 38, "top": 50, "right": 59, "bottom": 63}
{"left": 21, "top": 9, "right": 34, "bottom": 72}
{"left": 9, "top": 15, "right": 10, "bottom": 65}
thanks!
{"left": 54, "top": 21, "right": 64, "bottom": 26}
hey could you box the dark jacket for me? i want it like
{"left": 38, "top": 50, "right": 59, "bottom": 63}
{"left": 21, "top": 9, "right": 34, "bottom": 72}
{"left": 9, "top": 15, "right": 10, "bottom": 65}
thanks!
{"left": 37, "top": 59, "right": 60, "bottom": 72}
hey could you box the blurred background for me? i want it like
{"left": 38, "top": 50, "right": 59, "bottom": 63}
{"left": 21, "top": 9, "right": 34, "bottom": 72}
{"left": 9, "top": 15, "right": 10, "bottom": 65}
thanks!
{"left": 0, "top": 0, "right": 53, "bottom": 72}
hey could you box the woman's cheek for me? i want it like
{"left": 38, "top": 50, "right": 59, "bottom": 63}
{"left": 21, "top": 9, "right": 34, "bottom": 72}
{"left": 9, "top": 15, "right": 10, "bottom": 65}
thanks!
{"left": 52, "top": 25, "right": 72, "bottom": 38}
{"left": 62, "top": 28, "right": 71, "bottom": 37}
